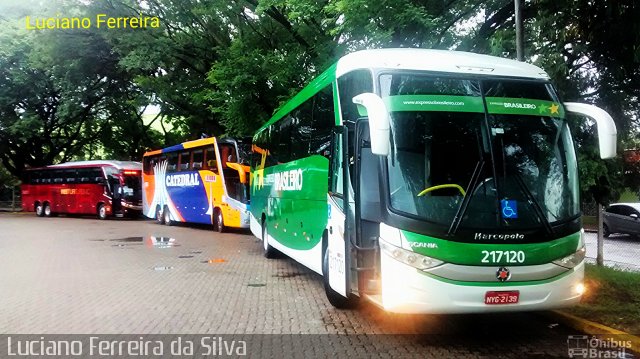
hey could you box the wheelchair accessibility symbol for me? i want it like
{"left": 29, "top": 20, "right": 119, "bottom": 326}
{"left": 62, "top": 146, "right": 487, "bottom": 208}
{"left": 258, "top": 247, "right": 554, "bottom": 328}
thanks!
{"left": 501, "top": 200, "right": 518, "bottom": 219}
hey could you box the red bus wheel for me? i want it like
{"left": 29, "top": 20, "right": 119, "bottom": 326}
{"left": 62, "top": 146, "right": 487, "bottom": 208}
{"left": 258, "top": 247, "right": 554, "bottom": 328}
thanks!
{"left": 43, "top": 203, "right": 52, "bottom": 217}
{"left": 35, "top": 203, "right": 44, "bottom": 217}
{"left": 97, "top": 204, "right": 107, "bottom": 220}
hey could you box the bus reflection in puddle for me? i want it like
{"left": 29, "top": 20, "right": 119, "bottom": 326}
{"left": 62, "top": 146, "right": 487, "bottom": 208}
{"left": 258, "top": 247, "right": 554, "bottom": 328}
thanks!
{"left": 102, "top": 235, "right": 179, "bottom": 248}
{"left": 145, "top": 235, "right": 179, "bottom": 248}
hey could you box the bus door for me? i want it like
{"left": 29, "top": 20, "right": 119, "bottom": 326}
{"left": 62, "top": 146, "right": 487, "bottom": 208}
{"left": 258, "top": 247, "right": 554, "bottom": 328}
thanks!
{"left": 326, "top": 126, "right": 352, "bottom": 297}
{"left": 107, "top": 173, "right": 123, "bottom": 216}
{"left": 353, "top": 120, "right": 382, "bottom": 295}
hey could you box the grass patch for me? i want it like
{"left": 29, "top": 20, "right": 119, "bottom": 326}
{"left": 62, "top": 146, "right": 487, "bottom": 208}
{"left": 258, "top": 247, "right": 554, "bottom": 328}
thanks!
{"left": 582, "top": 215, "right": 597, "bottom": 227}
{"left": 565, "top": 264, "right": 640, "bottom": 333}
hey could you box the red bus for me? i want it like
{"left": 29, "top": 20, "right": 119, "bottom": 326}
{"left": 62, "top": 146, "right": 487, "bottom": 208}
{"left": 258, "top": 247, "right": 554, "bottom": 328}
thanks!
{"left": 21, "top": 160, "right": 143, "bottom": 219}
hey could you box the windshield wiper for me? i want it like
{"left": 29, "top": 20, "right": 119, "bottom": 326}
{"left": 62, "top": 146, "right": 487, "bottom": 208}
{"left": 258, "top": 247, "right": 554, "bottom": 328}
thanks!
{"left": 448, "top": 160, "right": 485, "bottom": 235}
{"left": 512, "top": 172, "right": 554, "bottom": 235}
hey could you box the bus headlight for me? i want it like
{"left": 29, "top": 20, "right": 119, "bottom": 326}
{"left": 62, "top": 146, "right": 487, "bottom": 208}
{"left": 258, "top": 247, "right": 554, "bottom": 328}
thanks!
{"left": 380, "top": 241, "right": 443, "bottom": 270}
{"left": 552, "top": 246, "right": 586, "bottom": 269}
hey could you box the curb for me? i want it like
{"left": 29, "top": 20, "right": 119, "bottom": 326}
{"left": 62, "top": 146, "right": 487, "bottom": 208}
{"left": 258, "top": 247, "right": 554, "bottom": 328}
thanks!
{"left": 549, "top": 310, "right": 640, "bottom": 352}
{"left": 0, "top": 210, "right": 27, "bottom": 214}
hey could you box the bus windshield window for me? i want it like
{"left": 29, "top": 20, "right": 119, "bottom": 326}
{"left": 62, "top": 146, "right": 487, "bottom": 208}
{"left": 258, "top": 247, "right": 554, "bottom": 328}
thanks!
{"left": 380, "top": 73, "right": 579, "bottom": 232}
{"left": 123, "top": 174, "right": 142, "bottom": 201}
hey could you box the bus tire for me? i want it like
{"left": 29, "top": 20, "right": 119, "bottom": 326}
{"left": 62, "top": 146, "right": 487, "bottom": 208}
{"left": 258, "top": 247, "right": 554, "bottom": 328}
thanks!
{"left": 155, "top": 205, "right": 164, "bottom": 224}
{"left": 322, "top": 248, "right": 358, "bottom": 309}
{"left": 43, "top": 203, "right": 52, "bottom": 217}
{"left": 163, "top": 206, "right": 173, "bottom": 226}
{"left": 35, "top": 202, "right": 44, "bottom": 217}
{"left": 262, "top": 221, "right": 277, "bottom": 259}
{"left": 97, "top": 204, "right": 107, "bottom": 220}
{"left": 215, "top": 209, "right": 225, "bottom": 233}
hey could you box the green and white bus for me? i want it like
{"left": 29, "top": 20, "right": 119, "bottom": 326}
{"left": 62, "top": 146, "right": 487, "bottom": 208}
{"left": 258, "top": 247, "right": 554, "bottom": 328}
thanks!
{"left": 249, "top": 49, "right": 617, "bottom": 313}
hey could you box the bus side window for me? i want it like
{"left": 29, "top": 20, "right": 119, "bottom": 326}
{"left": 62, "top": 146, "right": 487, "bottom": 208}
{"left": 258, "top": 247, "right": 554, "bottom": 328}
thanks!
{"left": 338, "top": 69, "right": 374, "bottom": 123}
{"left": 204, "top": 146, "right": 218, "bottom": 173}
{"left": 143, "top": 156, "right": 155, "bottom": 175}
{"left": 64, "top": 169, "right": 78, "bottom": 184}
{"left": 311, "top": 85, "right": 335, "bottom": 158}
{"left": 192, "top": 149, "right": 204, "bottom": 170}
{"left": 53, "top": 170, "right": 64, "bottom": 183}
{"left": 77, "top": 168, "right": 90, "bottom": 183}
{"left": 179, "top": 151, "right": 190, "bottom": 171}
{"left": 90, "top": 168, "right": 104, "bottom": 184}
{"left": 166, "top": 152, "right": 178, "bottom": 172}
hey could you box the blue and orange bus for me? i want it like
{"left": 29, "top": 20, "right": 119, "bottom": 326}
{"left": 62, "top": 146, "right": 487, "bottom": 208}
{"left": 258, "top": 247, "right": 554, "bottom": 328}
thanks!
{"left": 142, "top": 137, "right": 250, "bottom": 232}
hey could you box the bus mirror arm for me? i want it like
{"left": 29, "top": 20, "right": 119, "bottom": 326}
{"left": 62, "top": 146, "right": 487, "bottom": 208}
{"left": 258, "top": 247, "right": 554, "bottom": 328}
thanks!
{"left": 352, "top": 93, "right": 390, "bottom": 156}
{"left": 564, "top": 102, "right": 617, "bottom": 159}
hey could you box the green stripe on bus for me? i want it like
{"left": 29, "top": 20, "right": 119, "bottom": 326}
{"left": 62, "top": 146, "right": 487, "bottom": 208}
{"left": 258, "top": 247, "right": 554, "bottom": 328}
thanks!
{"left": 384, "top": 95, "right": 485, "bottom": 113}
{"left": 485, "top": 97, "right": 565, "bottom": 117}
{"left": 401, "top": 230, "right": 581, "bottom": 266}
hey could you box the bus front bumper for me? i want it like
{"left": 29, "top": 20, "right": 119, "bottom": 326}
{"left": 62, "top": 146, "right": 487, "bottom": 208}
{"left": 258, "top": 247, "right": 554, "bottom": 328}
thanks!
{"left": 378, "top": 251, "right": 584, "bottom": 314}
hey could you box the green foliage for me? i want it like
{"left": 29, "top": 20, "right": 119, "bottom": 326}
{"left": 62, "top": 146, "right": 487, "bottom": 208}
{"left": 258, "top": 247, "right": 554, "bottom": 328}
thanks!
{"left": 1, "top": 0, "right": 638, "bottom": 204}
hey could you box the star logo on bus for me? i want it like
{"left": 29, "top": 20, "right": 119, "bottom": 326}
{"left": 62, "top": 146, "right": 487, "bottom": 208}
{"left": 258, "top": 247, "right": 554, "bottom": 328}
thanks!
{"left": 496, "top": 267, "right": 511, "bottom": 282}
{"left": 549, "top": 103, "right": 560, "bottom": 114}
{"left": 538, "top": 104, "right": 549, "bottom": 114}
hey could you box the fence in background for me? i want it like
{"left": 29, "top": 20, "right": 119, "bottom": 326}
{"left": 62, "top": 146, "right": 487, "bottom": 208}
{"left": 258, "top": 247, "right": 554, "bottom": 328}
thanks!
{"left": 0, "top": 185, "right": 21, "bottom": 211}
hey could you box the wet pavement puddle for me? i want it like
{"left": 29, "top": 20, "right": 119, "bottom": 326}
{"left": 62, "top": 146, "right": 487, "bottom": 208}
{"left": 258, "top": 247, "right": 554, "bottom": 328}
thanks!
{"left": 272, "top": 272, "right": 305, "bottom": 278}
{"left": 110, "top": 237, "right": 144, "bottom": 242}
{"left": 152, "top": 266, "right": 173, "bottom": 271}
{"left": 101, "top": 236, "right": 181, "bottom": 248}
{"left": 201, "top": 258, "right": 227, "bottom": 264}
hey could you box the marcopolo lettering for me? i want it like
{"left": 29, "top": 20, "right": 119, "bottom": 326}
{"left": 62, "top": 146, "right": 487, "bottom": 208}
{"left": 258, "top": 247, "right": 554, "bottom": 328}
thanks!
{"left": 166, "top": 173, "right": 200, "bottom": 187}
{"left": 274, "top": 169, "right": 303, "bottom": 191}
{"left": 474, "top": 233, "right": 525, "bottom": 240}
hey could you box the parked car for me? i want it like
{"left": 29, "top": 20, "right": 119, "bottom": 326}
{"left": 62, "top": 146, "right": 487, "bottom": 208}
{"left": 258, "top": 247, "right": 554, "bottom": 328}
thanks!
{"left": 602, "top": 203, "right": 640, "bottom": 237}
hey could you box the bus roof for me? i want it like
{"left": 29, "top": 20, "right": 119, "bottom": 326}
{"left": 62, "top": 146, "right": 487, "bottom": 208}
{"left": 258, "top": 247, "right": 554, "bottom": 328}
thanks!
{"left": 334, "top": 48, "right": 549, "bottom": 79}
{"left": 142, "top": 137, "right": 218, "bottom": 157}
{"left": 47, "top": 160, "right": 142, "bottom": 171}
{"left": 256, "top": 48, "right": 551, "bottom": 133}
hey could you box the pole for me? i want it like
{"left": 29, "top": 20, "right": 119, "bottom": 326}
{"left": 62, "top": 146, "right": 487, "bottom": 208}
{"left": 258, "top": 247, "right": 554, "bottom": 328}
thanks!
{"left": 597, "top": 204, "right": 604, "bottom": 266}
{"left": 514, "top": 0, "right": 524, "bottom": 61}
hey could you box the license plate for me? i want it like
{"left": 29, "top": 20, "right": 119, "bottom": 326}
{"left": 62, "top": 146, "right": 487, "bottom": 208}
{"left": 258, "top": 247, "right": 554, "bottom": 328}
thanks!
{"left": 484, "top": 291, "right": 519, "bottom": 305}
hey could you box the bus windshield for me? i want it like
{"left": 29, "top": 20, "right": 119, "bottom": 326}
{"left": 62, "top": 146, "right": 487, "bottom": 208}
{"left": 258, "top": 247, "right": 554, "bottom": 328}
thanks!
{"left": 123, "top": 174, "right": 142, "bottom": 202}
{"left": 380, "top": 74, "right": 579, "bottom": 233}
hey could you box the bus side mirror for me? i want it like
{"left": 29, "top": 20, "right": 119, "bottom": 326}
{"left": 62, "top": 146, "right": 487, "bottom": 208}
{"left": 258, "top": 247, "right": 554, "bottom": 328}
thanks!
{"left": 352, "top": 93, "right": 390, "bottom": 156}
{"left": 564, "top": 102, "right": 617, "bottom": 159}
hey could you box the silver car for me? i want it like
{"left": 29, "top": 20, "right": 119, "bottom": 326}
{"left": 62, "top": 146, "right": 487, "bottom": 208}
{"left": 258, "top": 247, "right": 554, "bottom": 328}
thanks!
{"left": 602, "top": 203, "right": 640, "bottom": 237}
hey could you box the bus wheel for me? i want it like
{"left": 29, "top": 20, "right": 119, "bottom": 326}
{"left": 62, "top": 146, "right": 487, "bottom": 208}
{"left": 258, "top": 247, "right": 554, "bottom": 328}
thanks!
{"left": 163, "top": 206, "right": 173, "bottom": 226}
{"left": 97, "top": 204, "right": 107, "bottom": 220}
{"left": 262, "top": 222, "right": 277, "bottom": 259}
{"left": 35, "top": 203, "right": 44, "bottom": 217}
{"left": 43, "top": 203, "right": 52, "bottom": 217}
{"left": 215, "top": 209, "right": 225, "bottom": 233}
{"left": 155, "top": 206, "right": 164, "bottom": 224}
{"left": 322, "top": 248, "right": 358, "bottom": 309}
